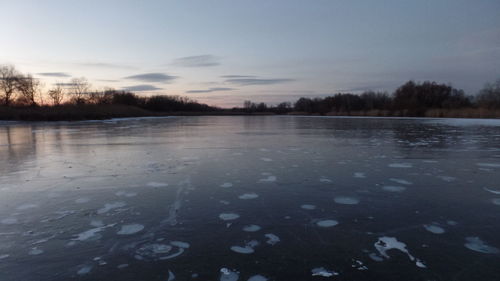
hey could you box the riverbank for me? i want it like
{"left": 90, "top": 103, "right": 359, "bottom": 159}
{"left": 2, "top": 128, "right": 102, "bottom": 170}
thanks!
{"left": 2, "top": 105, "right": 500, "bottom": 121}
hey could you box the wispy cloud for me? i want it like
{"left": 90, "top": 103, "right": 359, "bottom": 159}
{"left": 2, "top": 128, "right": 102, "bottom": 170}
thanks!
{"left": 224, "top": 77, "right": 295, "bottom": 86}
{"left": 54, "top": 82, "right": 77, "bottom": 88}
{"left": 74, "top": 62, "right": 137, "bottom": 69}
{"left": 122, "top": 84, "right": 162, "bottom": 91}
{"left": 124, "top": 73, "right": 177, "bottom": 83}
{"left": 220, "top": 75, "right": 257, "bottom": 78}
{"left": 172, "top": 55, "right": 220, "bottom": 67}
{"left": 186, "top": 87, "right": 235, "bottom": 93}
{"left": 37, "top": 72, "right": 71, "bottom": 78}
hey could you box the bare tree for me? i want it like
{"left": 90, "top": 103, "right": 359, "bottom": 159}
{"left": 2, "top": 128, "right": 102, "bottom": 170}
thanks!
{"left": 69, "top": 77, "right": 90, "bottom": 104}
{"left": 17, "top": 74, "right": 40, "bottom": 106}
{"left": 0, "top": 65, "right": 20, "bottom": 106}
{"left": 48, "top": 84, "right": 65, "bottom": 105}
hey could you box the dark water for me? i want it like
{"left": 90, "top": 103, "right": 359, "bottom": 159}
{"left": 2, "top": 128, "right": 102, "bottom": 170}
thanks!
{"left": 1, "top": 116, "right": 500, "bottom": 281}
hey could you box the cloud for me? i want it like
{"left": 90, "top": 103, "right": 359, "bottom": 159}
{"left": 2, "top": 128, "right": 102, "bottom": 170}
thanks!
{"left": 124, "top": 73, "right": 177, "bottom": 83}
{"left": 172, "top": 55, "right": 220, "bottom": 67}
{"left": 224, "top": 77, "right": 295, "bottom": 86}
{"left": 74, "top": 62, "right": 137, "bottom": 69}
{"left": 37, "top": 72, "right": 71, "bottom": 78}
{"left": 220, "top": 75, "right": 257, "bottom": 78}
{"left": 186, "top": 87, "right": 235, "bottom": 93}
{"left": 54, "top": 82, "right": 77, "bottom": 87}
{"left": 122, "top": 84, "right": 163, "bottom": 92}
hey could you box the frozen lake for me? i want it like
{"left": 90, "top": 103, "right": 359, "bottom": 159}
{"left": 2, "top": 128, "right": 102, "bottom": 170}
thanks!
{"left": 1, "top": 116, "right": 500, "bottom": 280}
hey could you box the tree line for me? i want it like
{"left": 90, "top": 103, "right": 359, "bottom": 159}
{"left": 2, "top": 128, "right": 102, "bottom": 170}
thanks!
{"left": 0, "top": 65, "right": 215, "bottom": 112}
{"left": 241, "top": 79, "right": 500, "bottom": 116}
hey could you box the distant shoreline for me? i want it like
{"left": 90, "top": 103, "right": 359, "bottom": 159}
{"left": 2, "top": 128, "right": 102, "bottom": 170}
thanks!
{"left": 1, "top": 104, "right": 499, "bottom": 122}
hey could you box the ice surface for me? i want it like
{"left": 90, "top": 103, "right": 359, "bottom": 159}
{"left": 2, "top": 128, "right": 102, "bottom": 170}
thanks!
{"left": 423, "top": 224, "right": 445, "bottom": 234}
{"left": 374, "top": 236, "right": 426, "bottom": 268}
{"left": 220, "top": 268, "right": 239, "bottom": 281}
{"left": 115, "top": 191, "right": 137, "bottom": 197}
{"left": 301, "top": 204, "right": 316, "bottom": 210}
{"left": 334, "top": 196, "right": 359, "bottom": 205}
{"left": 97, "top": 202, "right": 126, "bottom": 214}
{"left": 311, "top": 267, "right": 339, "bottom": 277}
{"left": 484, "top": 187, "right": 500, "bottom": 194}
{"left": 464, "top": 237, "right": 500, "bottom": 254}
{"left": 316, "top": 220, "right": 339, "bottom": 227}
{"left": 75, "top": 197, "right": 90, "bottom": 204}
{"left": 388, "top": 163, "right": 413, "bottom": 168}
{"left": 29, "top": 248, "right": 44, "bottom": 255}
{"left": 238, "top": 193, "right": 259, "bottom": 200}
{"left": 170, "top": 241, "right": 190, "bottom": 248}
{"left": 243, "top": 225, "right": 261, "bottom": 232}
{"left": 16, "top": 203, "right": 38, "bottom": 210}
{"left": 259, "top": 175, "right": 277, "bottom": 182}
{"left": 260, "top": 157, "right": 273, "bottom": 162}
{"left": 220, "top": 182, "right": 233, "bottom": 188}
{"left": 147, "top": 182, "right": 169, "bottom": 188}
{"left": 248, "top": 275, "right": 268, "bottom": 281}
{"left": 382, "top": 186, "right": 406, "bottom": 192}
{"left": 219, "top": 213, "right": 240, "bottom": 221}
{"left": 389, "top": 178, "right": 413, "bottom": 185}
{"left": 492, "top": 198, "right": 500, "bottom": 205}
{"left": 1, "top": 218, "right": 18, "bottom": 225}
{"left": 230, "top": 240, "right": 259, "bottom": 254}
{"left": 264, "top": 233, "right": 280, "bottom": 245}
{"left": 77, "top": 266, "right": 92, "bottom": 275}
{"left": 117, "top": 224, "right": 144, "bottom": 235}
{"left": 354, "top": 172, "right": 366, "bottom": 178}
{"left": 476, "top": 163, "right": 500, "bottom": 168}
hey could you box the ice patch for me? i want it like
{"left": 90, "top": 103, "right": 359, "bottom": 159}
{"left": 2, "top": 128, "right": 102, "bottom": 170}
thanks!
{"left": 423, "top": 224, "right": 445, "bottom": 234}
{"left": 464, "top": 237, "right": 499, "bottom": 254}
{"left": 354, "top": 172, "right": 366, "bottom": 178}
{"left": 334, "top": 196, "right": 359, "bottom": 205}
{"left": 382, "top": 186, "right": 406, "bottom": 192}
{"left": 97, "top": 201, "right": 126, "bottom": 214}
{"left": 117, "top": 264, "right": 129, "bottom": 269}
{"left": 0, "top": 254, "right": 9, "bottom": 259}
{"left": 230, "top": 240, "right": 259, "bottom": 254}
{"left": 311, "top": 267, "right": 339, "bottom": 277}
{"left": 219, "top": 213, "right": 240, "bottom": 221}
{"left": 117, "top": 224, "right": 144, "bottom": 235}
{"left": 220, "top": 268, "right": 239, "bottom": 281}
{"left": 29, "top": 247, "right": 44, "bottom": 255}
{"left": 75, "top": 197, "right": 90, "bottom": 204}
{"left": 438, "top": 176, "right": 456, "bottom": 182}
{"left": 73, "top": 225, "right": 110, "bottom": 241}
{"left": 492, "top": 198, "right": 500, "bottom": 205}
{"left": 351, "top": 259, "right": 368, "bottom": 270}
{"left": 90, "top": 219, "right": 104, "bottom": 227}
{"left": 170, "top": 241, "right": 190, "bottom": 248}
{"left": 374, "top": 236, "right": 426, "bottom": 268}
{"left": 116, "top": 191, "right": 137, "bottom": 197}
{"left": 238, "top": 193, "right": 258, "bottom": 200}
{"left": 1, "top": 218, "right": 18, "bottom": 225}
{"left": 168, "top": 270, "right": 175, "bottom": 281}
{"left": 264, "top": 233, "right": 280, "bottom": 245}
{"left": 220, "top": 182, "right": 233, "bottom": 188}
{"left": 147, "top": 182, "right": 168, "bottom": 188}
{"left": 301, "top": 204, "right": 316, "bottom": 210}
{"left": 389, "top": 178, "right": 413, "bottom": 185}
{"left": 484, "top": 187, "right": 500, "bottom": 195}
{"left": 243, "top": 225, "right": 261, "bottom": 232}
{"left": 316, "top": 220, "right": 339, "bottom": 228}
{"left": 77, "top": 265, "right": 92, "bottom": 275}
{"left": 248, "top": 275, "right": 268, "bottom": 281}
{"left": 259, "top": 175, "right": 277, "bottom": 182}
{"left": 16, "top": 203, "right": 38, "bottom": 210}
{"left": 477, "top": 163, "right": 500, "bottom": 168}
{"left": 388, "top": 163, "right": 413, "bottom": 168}
{"left": 319, "top": 177, "right": 332, "bottom": 183}
{"left": 260, "top": 157, "right": 273, "bottom": 162}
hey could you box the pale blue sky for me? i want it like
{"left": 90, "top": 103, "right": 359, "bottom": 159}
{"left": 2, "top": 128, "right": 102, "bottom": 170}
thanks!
{"left": 1, "top": 0, "right": 499, "bottom": 107}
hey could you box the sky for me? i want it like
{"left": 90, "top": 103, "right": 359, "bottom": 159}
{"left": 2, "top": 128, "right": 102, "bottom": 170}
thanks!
{"left": 1, "top": 0, "right": 499, "bottom": 107}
